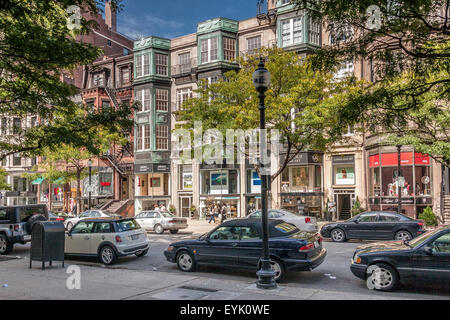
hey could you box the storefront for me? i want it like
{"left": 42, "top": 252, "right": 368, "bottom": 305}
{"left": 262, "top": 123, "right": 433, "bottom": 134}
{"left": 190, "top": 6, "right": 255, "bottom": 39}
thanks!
{"left": 199, "top": 163, "right": 240, "bottom": 217}
{"left": 279, "top": 152, "right": 324, "bottom": 216}
{"left": 332, "top": 155, "right": 356, "bottom": 220}
{"left": 368, "top": 147, "right": 433, "bottom": 217}
{"left": 134, "top": 163, "right": 171, "bottom": 213}
{"left": 178, "top": 164, "right": 193, "bottom": 218}
{"left": 245, "top": 163, "right": 262, "bottom": 215}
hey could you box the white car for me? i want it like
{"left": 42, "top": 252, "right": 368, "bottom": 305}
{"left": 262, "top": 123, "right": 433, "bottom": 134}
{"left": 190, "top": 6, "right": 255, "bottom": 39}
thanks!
{"left": 65, "top": 210, "right": 111, "bottom": 231}
{"left": 246, "top": 209, "right": 318, "bottom": 232}
{"left": 65, "top": 217, "right": 149, "bottom": 265}
{"left": 135, "top": 210, "right": 188, "bottom": 234}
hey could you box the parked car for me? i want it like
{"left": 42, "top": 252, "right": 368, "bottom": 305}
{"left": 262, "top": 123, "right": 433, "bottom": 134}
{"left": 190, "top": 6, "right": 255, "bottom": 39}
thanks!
{"left": 64, "top": 217, "right": 149, "bottom": 265}
{"left": 164, "top": 219, "right": 326, "bottom": 282}
{"left": 320, "top": 211, "right": 425, "bottom": 242}
{"left": 0, "top": 204, "right": 49, "bottom": 254}
{"left": 350, "top": 225, "right": 450, "bottom": 291}
{"left": 48, "top": 211, "right": 69, "bottom": 222}
{"left": 65, "top": 210, "right": 112, "bottom": 231}
{"left": 135, "top": 210, "right": 188, "bottom": 234}
{"left": 246, "top": 209, "right": 318, "bottom": 232}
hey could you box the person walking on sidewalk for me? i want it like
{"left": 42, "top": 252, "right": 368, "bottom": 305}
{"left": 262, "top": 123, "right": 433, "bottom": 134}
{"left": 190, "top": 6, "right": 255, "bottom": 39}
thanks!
{"left": 208, "top": 205, "right": 216, "bottom": 224}
{"left": 220, "top": 204, "right": 227, "bottom": 223}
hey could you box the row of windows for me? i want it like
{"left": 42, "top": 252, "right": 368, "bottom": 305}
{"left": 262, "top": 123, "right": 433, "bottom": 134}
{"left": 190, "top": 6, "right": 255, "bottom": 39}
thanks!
{"left": 135, "top": 53, "right": 168, "bottom": 78}
{"left": 0, "top": 117, "right": 38, "bottom": 135}
{"left": 135, "top": 88, "right": 169, "bottom": 113}
{"left": 135, "top": 124, "right": 169, "bottom": 151}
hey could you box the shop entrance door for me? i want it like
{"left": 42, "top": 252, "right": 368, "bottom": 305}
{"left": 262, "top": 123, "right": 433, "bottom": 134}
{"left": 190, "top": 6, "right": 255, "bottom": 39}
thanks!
{"left": 180, "top": 196, "right": 192, "bottom": 218}
{"left": 334, "top": 192, "right": 355, "bottom": 221}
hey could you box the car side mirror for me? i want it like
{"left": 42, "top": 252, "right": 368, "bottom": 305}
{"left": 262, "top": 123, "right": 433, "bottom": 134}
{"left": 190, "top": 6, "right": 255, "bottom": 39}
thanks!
{"left": 423, "top": 246, "right": 433, "bottom": 255}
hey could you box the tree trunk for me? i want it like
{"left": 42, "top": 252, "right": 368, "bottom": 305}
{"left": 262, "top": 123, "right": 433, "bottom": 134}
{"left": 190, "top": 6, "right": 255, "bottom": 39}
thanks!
{"left": 76, "top": 170, "right": 82, "bottom": 215}
{"left": 48, "top": 183, "right": 53, "bottom": 211}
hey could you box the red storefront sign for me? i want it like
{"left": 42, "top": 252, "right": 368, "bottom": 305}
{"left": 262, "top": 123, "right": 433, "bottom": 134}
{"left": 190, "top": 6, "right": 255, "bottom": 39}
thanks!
{"left": 100, "top": 182, "right": 111, "bottom": 187}
{"left": 415, "top": 153, "right": 430, "bottom": 165}
{"left": 369, "top": 155, "right": 380, "bottom": 168}
{"left": 370, "top": 152, "right": 430, "bottom": 167}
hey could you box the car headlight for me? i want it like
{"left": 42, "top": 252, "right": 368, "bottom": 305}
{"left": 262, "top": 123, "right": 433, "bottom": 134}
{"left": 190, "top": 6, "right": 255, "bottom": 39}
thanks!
{"left": 167, "top": 246, "right": 174, "bottom": 252}
{"left": 353, "top": 254, "right": 362, "bottom": 264}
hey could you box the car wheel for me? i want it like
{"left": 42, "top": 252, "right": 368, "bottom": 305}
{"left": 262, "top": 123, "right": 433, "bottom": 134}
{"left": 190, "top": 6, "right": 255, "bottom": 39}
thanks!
{"left": 99, "top": 245, "right": 117, "bottom": 265}
{"left": 269, "top": 259, "right": 285, "bottom": 282}
{"left": 176, "top": 250, "right": 196, "bottom": 272}
{"left": 170, "top": 229, "right": 179, "bottom": 234}
{"left": 135, "top": 249, "right": 148, "bottom": 257}
{"left": 0, "top": 234, "right": 13, "bottom": 255}
{"left": 395, "top": 230, "right": 412, "bottom": 241}
{"left": 366, "top": 263, "right": 399, "bottom": 292}
{"left": 331, "top": 228, "right": 346, "bottom": 242}
{"left": 154, "top": 224, "right": 164, "bottom": 234}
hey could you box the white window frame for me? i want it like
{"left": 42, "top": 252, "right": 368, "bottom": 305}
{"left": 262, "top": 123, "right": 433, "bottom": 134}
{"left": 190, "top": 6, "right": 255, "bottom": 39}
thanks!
{"left": 135, "top": 89, "right": 151, "bottom": 112}
{"left": 136, "top": 54, "right": 151, "bottom": 78}
{"left": 201, "top": 37, "right": 218, "bottom": 64}
{"left": 281, "top": 16, "right": 303, "bottom": 47}
{"left": 176, "top": 87, "right": 193, "bottom": 111}
{"left": 136, "top": 124, "right": 151, "bottom": 152}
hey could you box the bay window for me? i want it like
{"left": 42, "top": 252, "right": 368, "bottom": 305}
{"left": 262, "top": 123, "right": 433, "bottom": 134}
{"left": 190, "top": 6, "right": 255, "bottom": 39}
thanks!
{"left": 281, "top": 17, "right": 303, "bottom": 47}
{"left": 223, "top": 37, "right": 236, "bottom": 61}
{"left": 136, "top": 124, "right": 150, "bottom": 151}
{"left": 135, "top": 54, "right": 150, "bottom": 78}
{"left": 201, "top": 37, "right": 218, "bottom": 64}
{"left": 135, "top": 89, "right": 151, "bottom": 112}
{"left": 155, "top": 54, "right": 168, "bottom": 76}
{"left": 156, "top": 125, "right": 168, "bottom": 150}
{"left": 156, "top": 89, "right": 169, "bottom": 112}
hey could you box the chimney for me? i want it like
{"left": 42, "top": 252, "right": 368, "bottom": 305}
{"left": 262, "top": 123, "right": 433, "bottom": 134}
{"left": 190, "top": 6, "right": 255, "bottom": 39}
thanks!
{"left": 105, "top": 1, "right": 117, "bottom": 32}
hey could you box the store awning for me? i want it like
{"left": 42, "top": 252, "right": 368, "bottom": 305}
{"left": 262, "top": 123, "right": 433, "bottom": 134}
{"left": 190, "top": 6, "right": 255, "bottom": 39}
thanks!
{"left": 31, "top": 177, "right": 44, "bottom": 185}
{"left": 53, "top": 177, "right": 65, "bottom": 185}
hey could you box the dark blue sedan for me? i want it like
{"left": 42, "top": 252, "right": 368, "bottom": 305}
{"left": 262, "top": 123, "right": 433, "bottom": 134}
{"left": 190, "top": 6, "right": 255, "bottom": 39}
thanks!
{"left": 164, "top": 219, "right": 326, "bottom": 282}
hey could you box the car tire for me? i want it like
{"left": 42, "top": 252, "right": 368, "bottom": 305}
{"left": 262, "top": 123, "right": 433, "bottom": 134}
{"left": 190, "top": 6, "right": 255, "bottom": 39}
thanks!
{"left": 170, "top": 229, "right": 179, "bottom": 234}
{"left": 99, "top": 245, "right": 117, "bottom": 265}
{"left": 366, "top": 263, "right": 399, "bottom": 292}
{"left": 176, "top": 250, "right": 196, "bottom": 272}
{"left": 394, "top": 230, "right": 412, "bottom": 241}
{"left": 331, "top": 228, "right": 346, "bottom": 242}
{"left": 0, "top": 234, "right": 13, "bottom": 255}
{"left": 154, "top": 224, "right": 164, "bottom": 234}
{"left": 135, "top": 249, "right": 148, "bottom": 257}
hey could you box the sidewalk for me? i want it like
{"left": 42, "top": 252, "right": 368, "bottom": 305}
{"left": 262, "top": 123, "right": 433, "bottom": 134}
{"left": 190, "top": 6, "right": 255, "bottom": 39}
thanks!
{"left": 0, "top": 257, "right": 398, "bottom": 300}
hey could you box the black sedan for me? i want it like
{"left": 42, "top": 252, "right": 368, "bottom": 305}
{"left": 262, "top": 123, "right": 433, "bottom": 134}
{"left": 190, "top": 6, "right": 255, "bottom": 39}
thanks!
{"left": 320, "top": 211, "right": 425, "bottom": 242}
{"left": 164, "top": 219, "right": 326, "bottom": 282}
{"left": 350, "top": 225, "right": 450, "bottom": 291}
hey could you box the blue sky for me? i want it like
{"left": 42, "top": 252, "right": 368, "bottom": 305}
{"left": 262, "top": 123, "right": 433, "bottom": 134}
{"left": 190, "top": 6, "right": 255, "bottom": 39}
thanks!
{"left": 116, "top": 0, "right": 261, "bottom": 40}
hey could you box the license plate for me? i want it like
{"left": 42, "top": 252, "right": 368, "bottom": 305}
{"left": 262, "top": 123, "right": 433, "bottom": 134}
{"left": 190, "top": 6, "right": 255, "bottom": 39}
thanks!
{"left": 131, "top": 234, "right": 140, "bottom": 240}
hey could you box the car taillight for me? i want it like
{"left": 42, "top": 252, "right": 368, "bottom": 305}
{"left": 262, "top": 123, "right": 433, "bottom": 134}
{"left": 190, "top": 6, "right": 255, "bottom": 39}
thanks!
{"left": 115, "top": 235, "right": 122, "bottom": 243}
{"left": 13, "top": 224, "right": 20, "bottom": 231}
{"left": 305, "top": 217, "right": 311, "bottom": 223}
{"left": 318, "top": 236, "right": 323, "bottom": 244}
{"left": 299, "top": 243, "right": 314, "bottom": 251}
{"left": 56, "top": 217, "right": 64, "bottom": 221}
{"left": 418, "top": 221, "right": 424, "bottom": 228}
{"left": 168, "top": 220, "right": 175, "bottom": 223}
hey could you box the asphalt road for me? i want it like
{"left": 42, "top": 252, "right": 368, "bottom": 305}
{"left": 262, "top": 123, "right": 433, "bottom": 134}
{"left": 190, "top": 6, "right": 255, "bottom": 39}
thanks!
{"left": 7, "top": 232, "right": 450, "bottom": 300}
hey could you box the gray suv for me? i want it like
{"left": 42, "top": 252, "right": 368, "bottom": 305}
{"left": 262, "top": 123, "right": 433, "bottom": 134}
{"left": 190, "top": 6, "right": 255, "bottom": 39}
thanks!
{"left": 0, "top": 204, "right": 49, "bottom": 254}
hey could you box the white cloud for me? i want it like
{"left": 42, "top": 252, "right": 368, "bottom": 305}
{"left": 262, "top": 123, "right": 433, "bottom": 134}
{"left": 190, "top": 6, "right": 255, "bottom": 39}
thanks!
{"left": 118, "top": 13, "right": 185, "bottom": 40}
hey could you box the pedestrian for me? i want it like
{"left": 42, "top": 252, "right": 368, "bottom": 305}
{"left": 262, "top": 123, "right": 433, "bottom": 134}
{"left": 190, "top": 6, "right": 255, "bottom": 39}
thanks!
{"left": 154, "top": 204, "right": 160, "bottom": 212}
{"left": 220, "top": 204, "right": 227, "bottom": 223}
{"left": 208, "top": 206, "right": 216, "bottom": 224}
{"left": 160, "top": 203, "right": 167, "bottom": 212}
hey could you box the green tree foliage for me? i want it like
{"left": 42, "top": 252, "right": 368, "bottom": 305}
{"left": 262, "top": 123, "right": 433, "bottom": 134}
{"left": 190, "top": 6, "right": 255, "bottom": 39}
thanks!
{"left": 418, "top": 206, "right": 439, "bottom": 226}
{"left": 178, "top": 47, "right": 360, "bottom": 182}
{"left": 351, "top": 196, "right": 365, "bottom": 216}
{"left": 0, "top": 0, "right": 134, "bottom": 161}
{"left": 0, "top": 168, "right": 10, "bottom": 191}
{"left": 294, "top": 0, "right": 450, "bottom": 165}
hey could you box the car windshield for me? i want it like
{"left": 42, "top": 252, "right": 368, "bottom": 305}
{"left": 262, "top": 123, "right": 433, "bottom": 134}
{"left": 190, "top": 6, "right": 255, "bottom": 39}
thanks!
{"left": 115, "top": 219, "right": 140, "bottom": 232}
{"left": 160, "top": 211, "right": 175, "bottom": 218}
{"left": 408, "top": 229, "right": 442, "bottom": 248}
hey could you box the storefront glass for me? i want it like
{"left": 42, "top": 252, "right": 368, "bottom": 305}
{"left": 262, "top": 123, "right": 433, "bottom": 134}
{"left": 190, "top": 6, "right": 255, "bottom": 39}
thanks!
{"left": 200, "top": 169, "right": 238, "bottom": 195}
{"left": 281, "top": 165, "right": 321, "bottom": 193}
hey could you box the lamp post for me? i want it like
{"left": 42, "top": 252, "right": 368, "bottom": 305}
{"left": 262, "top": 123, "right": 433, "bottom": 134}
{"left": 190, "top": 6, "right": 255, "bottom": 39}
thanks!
{"left": 253, "top": 58, "right": 277, "bottom": 289}
{"left": 88, "top": 159, "right": 93, "bottom": 210}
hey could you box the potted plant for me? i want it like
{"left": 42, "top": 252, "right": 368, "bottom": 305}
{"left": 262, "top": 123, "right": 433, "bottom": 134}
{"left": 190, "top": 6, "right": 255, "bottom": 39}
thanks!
{"left": 351, "top": 197, "right": 365, "bottom": 217}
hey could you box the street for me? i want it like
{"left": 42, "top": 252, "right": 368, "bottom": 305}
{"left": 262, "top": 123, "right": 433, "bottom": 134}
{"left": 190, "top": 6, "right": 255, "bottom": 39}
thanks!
{"left": 4, "top": 229, "right": 450, "bottom": 300}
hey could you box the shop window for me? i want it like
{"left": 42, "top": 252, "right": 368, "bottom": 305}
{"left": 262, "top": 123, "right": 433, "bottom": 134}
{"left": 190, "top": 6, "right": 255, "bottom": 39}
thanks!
{"left": 291, "top": 167, "right": 308, "bottom": 189}
{"left": 381, "top": 166, "right": 413, "bottom": 197}
{"left": 415, "top": 165, "right": 431, "bottom": 196}
{"left": 369, "top": 167, "right": 381, "bottom": 197}
{"left": 333, "top": 166, "right": 355, "bottom": 185}
{"left": 99, "top": 173, "right": 113, "bottom": 195}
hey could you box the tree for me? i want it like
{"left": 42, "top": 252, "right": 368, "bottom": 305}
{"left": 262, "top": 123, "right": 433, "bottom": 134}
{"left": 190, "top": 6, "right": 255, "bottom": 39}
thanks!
{"left": 177, "top": 47, "right": 359, "bottom": 182}
{"left": 0, "top": 0, "right": 134, "bottom": 161}
{"left": 0, "top": 168, "right": 10, "bottom": 191}
{"left": 293, "top": 0, "right": 450, "bottom": 165}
